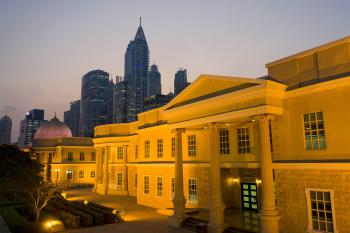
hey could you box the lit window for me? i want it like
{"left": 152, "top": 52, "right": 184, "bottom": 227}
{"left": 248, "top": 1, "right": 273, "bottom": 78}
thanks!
{"left": 157, "top": 176, "right": 163, "bottom": 197}
{"left": 237, "top": 127, "right": 250, "bottom": 154}
{"left": 145, "top": 141, "right": 150, "bottom": 158}
{"left": 91, "top": 152, "right": 96, "bottom": 161}
{"left": 219, "top": 129, "right": 230, "bottom": 155}
{"left": 117, "top": 172, "right": 123, "bottom": 191}
{"left": 68, "top": 152, "right": 73, "bottom": 161}
{"left": 80, "top": 152, "right": 85, "bottom": 161}
{"left": 188, "top": 135, "right": 196, "bottom": 156}
{"left": 157, "top": 139, "right": 163, "bottom": 158}
{"left": 67, "top": 170, "right": 73, "bottom": 179}
{"left": 171, "top": 137, "right": 176, "bottom": 157}
{"left": 306, "top": 188, "right": 335, "bottom": 232}
{"left": 303, "top": 112, "right": 326, "bottom": 150}
{"left": 144, "top": 176, "right": 150, "bottom": 195}
{"left": 79, "top": 170, "right": 84, "bottom": 178}
{"left": 90, "top": 170, "right": 95, "bottom": 178}
{"left": 188, "top": 178, "right": 198, "bottom": 204}
{"left": 171, "top": 177, "right": 175, "bottom": 198}
{"left": 118, "top": 147, "right": 123, "bottom": 160}
{"left": 135, "top": 145, "right": 138, "bottom": 159}
{"left": 134, "top": 174, "right": 138, "bottom": 189}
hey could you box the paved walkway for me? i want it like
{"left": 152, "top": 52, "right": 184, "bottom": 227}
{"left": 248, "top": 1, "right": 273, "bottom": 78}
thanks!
{"left": 63, "top": 188, "right": 192, "bottom": 233}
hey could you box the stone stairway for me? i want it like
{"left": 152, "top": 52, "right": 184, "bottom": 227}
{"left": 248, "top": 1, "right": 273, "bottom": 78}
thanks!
{"left": 223, "top": 226, "right": 256, "bottom": 233}
{"left": 181, "top": 217, "right": 208, "bottom": 232}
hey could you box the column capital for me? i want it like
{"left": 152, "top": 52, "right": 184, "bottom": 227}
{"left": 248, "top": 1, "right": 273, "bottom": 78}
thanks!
{"left": 252, "top": 114, "right": 274, "bottom": 123}
{"left": 171, "top": 128, "right": 186, "bottom": 134}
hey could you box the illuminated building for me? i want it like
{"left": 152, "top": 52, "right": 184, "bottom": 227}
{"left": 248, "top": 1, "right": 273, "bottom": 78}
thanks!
{"left": 0, "top": 114, "right": 12, "bottom": 144}
{"left": 91, "top": 36, "right": 350, "bottom": 233}
{"left": 33, "top": 115, "right": 95, "bottom": 186}
{"left": 18, "top": 109, "right": 46, "bottom": 148}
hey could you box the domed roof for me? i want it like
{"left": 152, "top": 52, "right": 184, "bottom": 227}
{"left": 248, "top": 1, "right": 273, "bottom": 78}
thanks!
{"left": 34, "top": 115, "right": 72, "bottom": 140}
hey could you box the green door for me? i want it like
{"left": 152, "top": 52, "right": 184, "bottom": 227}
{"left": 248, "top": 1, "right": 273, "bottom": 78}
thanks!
{"left": 241, "top": 183, "right": 258, "bottom": 211}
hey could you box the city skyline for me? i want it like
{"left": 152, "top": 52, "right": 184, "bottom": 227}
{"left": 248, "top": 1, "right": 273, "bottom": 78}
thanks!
{"left": 1, "top": 0, "right": 350, "bottom": 141}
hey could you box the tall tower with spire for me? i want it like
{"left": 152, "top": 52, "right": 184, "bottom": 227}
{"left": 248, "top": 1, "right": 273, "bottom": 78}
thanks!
{"left": 116, "top": 18, "right": 150, "bottom": 122}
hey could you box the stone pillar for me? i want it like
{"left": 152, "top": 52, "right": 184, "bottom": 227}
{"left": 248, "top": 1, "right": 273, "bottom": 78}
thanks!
{"left": 122, "top": 145, "right": 129, "bottom": 195}
{"left": 168, "top": 128, "right": 186, "bottom": 227}
{"left": 255, "top": 115, "right": 280, "bottom": 233}
{"left": 208, "top": 123, "right": 226, "bottom": 233}
{"left": 102, "top": 146, "right": 109, "bottom": 195}
{"left": 93, "top": 148, "right": 101, "bottom": 192}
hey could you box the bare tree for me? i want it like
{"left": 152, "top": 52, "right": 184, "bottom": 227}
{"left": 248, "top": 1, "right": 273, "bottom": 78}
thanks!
{"left": 25, "top": 180, "right": 57, "bottom": 222}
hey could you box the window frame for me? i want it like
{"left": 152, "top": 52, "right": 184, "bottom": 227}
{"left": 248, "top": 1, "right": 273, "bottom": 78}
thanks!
{"left": 67, "top": 152, "right": 73, "bottom": 161}
{"left": 188, "top": 178, "right": 198, "bottom": 204}
{"left": 91, "top": 151, "right": 96, "bottom": 161}
{"left": 117, "top": 147, "right": 123, "bottom": 160}
{"left": 156, "top": 176, "right": 163, "bottom": 197}
{"left": 237, "top": 127, "right": 251, "bottom": 154}
{"left": 90, "top": 170, "right": 95, "bottom": 178}
{"left": 157, "top": 139, "right": 163, "bottom": 158}
{"left": 143, "top": 175, "right": 150, "bottom": 195}
{"left": 79, "top": 152, "right": 85, "bottom": 161}
{"left": 134, "top": 173, "right": 138, "bottom": 190}
{"left": 66, "top": 169, "right": 73, "bottom": 179}
{"left": 171, "top": 177, "right": 175, "bottom": 199}
{"left": 305, "top": 188, "right": 337, "bottom": 233}
{"left": 171, "top": 137, "right": 176, "bottom": 157}
{"left": 117, "top": 172, "right": 123, "bottom": 191}
{"left": 144, "top": 141, "right": 150, "bottom": 158}
{"left": 188, "top": 135, "right": 197, "bottom": 157}
{"left": 79, "top": 170, "right": 84, "bottom": 178}
{"left": 219, "top": 129, "right": 230, "bottom": 155}
{"left": 303, "top": 111, "right": 326, "bottom": 151}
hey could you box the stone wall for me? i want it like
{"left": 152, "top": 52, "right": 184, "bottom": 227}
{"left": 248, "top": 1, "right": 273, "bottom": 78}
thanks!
{"left": 275, "top": 169, "right": 350, "bottom": 233}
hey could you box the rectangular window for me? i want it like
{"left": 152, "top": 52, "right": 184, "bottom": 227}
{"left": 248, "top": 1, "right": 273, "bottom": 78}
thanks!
{"left": 237, "top": 127, "right": 250, "bottom": 154}
{"left": 134, "top": 174, "right": 138, "bottom": 189}
{"left": 90, "top": 170, "right": 95, "bottom": 178}
{"left": 157, "top": 139, "right": 163, "bottom": 158}
{"left": 117, "top": 172, "right": 123, "bottom": 191}
{"left": 306, "top": 188, "right": 335, "bottom": 232}
{"left": 145, "top": 141, "right": 150, "bottom": 158}
{"left": 91, "top": 151, "right": 96, "bottom": 161}
{"left": 219, "top": 129, "right": 230, "bottom": 155}
{"left": 157, "top": 176, "right": 163, "bottom": 197}
{"left": 188, "top": 135, "right": 196, "bottom": 156}
{"left": 79, "top": 170, "right": 84, "bottom": 178}
{"left": 67, "top": 170, "right": 73, "bottom": 179}
{"left": 80, "top": 152, "right": 85, "bottom": 161}
{"left": 303, "top": 112, "right": 326, "bottom": 150}
{"left": 135, "top": 145, "right": 138, "bottom": 159}
{"left": 171, "top": 177, "right": 175, "bottom": 198}
{"left": 143, "top": 176, "right": 150, "bottom": 195}
{"left": 171, "top": 137, "right": 176, "bottom": 157}
{"left": 68, "top": 152, "right": 73, "bottom": 161}
{"left": 118, "top": 147, "right": 123, "bottom": 160}
{"left": 188, "top": 178, "right": 198, "bottom": 204}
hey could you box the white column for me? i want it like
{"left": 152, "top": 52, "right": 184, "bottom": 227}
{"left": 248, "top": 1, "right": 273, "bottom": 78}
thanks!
{"left": 255, "top": 115, "right": 280, "bottom": 233}
{"left": 93, "top": 148, "right": 100, "bottom": 192}
{"left": 102, "top": 146, "right": 109, "bottom": 194}
{"left": 208, "top": 123, "right": 226, "bottom": 233}
{"left": 122, "top": 145, "right": 129, "bottom": 195}
{"left": 168, "top": 128, "right": 186, "bottom": 227}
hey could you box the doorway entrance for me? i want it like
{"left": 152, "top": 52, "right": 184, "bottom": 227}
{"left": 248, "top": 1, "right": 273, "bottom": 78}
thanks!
{"left": 241, "top": 183, "right": 258, "bottom": 211}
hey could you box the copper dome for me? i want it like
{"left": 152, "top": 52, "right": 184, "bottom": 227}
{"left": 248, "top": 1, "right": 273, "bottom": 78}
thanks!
{"left": 34, "top": 115, "right": 72, "bottom": 140}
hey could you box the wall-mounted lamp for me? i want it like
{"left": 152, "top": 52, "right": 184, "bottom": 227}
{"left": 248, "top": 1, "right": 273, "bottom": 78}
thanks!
{"left": 232, "top": 178, "right": 239, "bottom": 184}
{"left": 255, "top": 179, "right": 262, "bottom": 185}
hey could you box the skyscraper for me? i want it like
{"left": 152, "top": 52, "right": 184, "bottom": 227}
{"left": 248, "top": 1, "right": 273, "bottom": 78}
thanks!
{"left": 80, "top": 70, "right": 113, "bottom": 137}
{"left": 147, "top": 64, "right": 161, "bottom": 97}
{"left": 174, "top": 68, "right": 190, "bottom": 96}
{"left": 124, "top": 18, "right": 150, "bottom": 122}
{"left": 17, "top": 109, "right": 46, "bottom": 147}
{"left": 64, "top": 100, "right": 80, "bottom": 137}
{"left": 0, "top": 114, "right": 12, "bottom": 145}
{"left": 113, "top": 76, "right": 128, "bottom": 123}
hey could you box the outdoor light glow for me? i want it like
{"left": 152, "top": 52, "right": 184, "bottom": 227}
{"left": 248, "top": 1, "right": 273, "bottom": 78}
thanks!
{"left": 84, "top": 200, "right": 88, "bottom": 205}
{"left": 61, "top": 192, "right": 67, "bottom": 199}
{"left": 232, "top": 178, "right": 239, "bottom": 184}
{"left": 45, "top": 220, "right": 58, "bottom": 228}
{"left": 256, "top": 179, "right": 262, "bottom": 184}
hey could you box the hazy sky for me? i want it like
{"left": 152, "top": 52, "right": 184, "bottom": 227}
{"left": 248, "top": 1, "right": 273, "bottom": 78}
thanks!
{"left": 1, "top": 0, "right": 350, "bottom": 141}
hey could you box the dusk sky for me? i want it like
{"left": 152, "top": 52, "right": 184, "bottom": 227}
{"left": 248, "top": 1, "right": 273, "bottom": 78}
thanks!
{"left": 1, "top": 0, "right": 350, "bottom": 141}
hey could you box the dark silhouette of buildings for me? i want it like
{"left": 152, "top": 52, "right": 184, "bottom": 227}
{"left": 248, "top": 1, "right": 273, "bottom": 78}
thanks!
{"left": 0, "top": 114, "right": 12, "bottom": 144}
{"left": 174, "top": 68, "right": 190, "bottom": 96}
{"left": 147, "top": 64, "right": 161, "bottom": 97}
{"left": 113, "top": 76, "right": 128, "bottom": 123}
{"left": 144, "top": 93, "right": 174, "bottom": 111}
{"left": 80, "top": 70, "right": 113, "bottom": 137}
{"left": 17, "top": 109, "right": 46, "bottom": 147}
{"left": 64, "top": 100, "right": 80, "bottom": 137}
